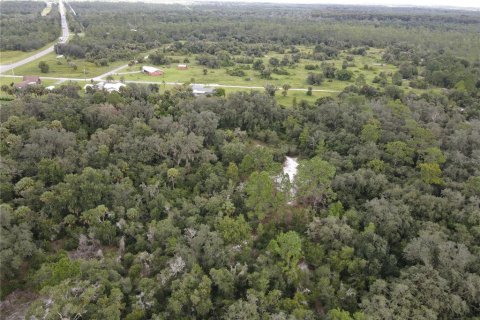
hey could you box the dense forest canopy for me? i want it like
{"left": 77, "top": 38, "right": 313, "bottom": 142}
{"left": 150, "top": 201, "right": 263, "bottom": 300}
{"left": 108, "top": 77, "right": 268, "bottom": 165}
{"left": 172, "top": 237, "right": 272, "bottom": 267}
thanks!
{"left": 0, "top": 1, "right": 60, "bottom": 51}
{"left": 59, "top": 2, "right": 480, "bottom": 61}
{"left": 0, "top": 2, "right": 479, "bottom": 319}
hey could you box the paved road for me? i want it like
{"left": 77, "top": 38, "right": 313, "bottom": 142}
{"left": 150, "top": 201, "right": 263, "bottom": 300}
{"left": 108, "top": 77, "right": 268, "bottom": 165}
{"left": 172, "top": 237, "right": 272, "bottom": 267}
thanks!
{"left": 93, "top": 64, "right": 129, "bottom": 81}
{"left": 59, "top": 0, "right": 69, "bottom": 43}
{"left": 0, "top": 0, "right": 69, "bottom": 74}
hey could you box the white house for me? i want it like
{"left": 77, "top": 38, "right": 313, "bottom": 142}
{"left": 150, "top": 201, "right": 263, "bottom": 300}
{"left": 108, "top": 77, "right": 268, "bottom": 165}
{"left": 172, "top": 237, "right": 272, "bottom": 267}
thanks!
{"left": 191, "top": 84, "right": 215, "bottom": 96}
{"left": 142, "top": 66, "right": 163, "bottom": 76}
{"left": 103, "top": 82, "right": 126, "bottom": 92}
{"left": 84, "top": 82, "right": 126, "bottom": 93}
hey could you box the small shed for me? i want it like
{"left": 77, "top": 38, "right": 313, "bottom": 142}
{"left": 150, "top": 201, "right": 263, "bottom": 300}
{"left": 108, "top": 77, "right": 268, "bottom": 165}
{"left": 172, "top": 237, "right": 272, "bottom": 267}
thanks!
{"left": 177, "top": 64, "right": 188, "bottom": 70}
{"left": 191, "top": 84, "right": 215, "bottom": 96}
{"left": 142, "top": 66, "right": 164, "bottom": 76}
{"left": 103, "top": 82, "right": 126, "bottom": 92}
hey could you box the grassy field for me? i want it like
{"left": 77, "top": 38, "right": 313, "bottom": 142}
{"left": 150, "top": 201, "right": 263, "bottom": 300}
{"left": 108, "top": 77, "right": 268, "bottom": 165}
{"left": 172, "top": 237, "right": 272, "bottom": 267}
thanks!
{"left": 1, "top": 45, "right": 437, "bottom": 105}
{"left": 1, "top": 46, "right": 401, "bottom": 93}
{"left": 159, "top": 82, "right": 335, "bottom": 105}
{"left": 0, "top": 77, "right": 59, "bottom": 103}
{"left": 0, "top": 42, "right": 56, "bottom": 65}
{"left": 118, "top": 47, "right": 398, "bottom": 94}
{"left": 41, "top": 2, "right": 53, "bottom": 16}
{"left": 0, "top": 76, "right": 60, "bottom": 88}
{"left": 2, "top": 53, "right": 128, "bottom": 78}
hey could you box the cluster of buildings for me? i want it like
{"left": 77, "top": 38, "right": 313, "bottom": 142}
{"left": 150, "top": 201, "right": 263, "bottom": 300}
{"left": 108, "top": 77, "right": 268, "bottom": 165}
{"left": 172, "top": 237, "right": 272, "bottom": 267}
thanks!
{"left": 13, "top": 63, "right": 217, "bottom": 97}
{"left": 141, "top": 64, "right": 188, "bottom": 76}
{"left": 84, "top": 81, "right": 126, "bottom": 93}
{"left": 14, "top": 76, "right": 42, "bottom": 89}
{"left": 139, "top": 65, "right": 215, "bottom": 95}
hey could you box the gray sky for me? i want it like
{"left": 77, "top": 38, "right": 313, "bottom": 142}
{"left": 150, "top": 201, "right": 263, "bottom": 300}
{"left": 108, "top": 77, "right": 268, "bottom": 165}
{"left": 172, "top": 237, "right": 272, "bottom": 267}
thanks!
{"left": 195, "top": 0, "right": 480, "bottom": 9}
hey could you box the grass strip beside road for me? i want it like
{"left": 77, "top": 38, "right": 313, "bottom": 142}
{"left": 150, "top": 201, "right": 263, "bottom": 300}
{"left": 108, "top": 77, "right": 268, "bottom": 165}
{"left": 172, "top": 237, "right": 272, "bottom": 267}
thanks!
{"left": 0, "top": 42, "right": 56, "bottom": 65}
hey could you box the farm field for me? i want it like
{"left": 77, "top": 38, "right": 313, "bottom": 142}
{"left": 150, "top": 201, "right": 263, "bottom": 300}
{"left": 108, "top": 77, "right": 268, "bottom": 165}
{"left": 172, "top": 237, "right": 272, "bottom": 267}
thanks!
{"left": 0, "top": 44, "right": 441, "bottom": 106}
{"left": 5, "top": 52, "right": 128, "bottom": 79}
{"left": 0, "top": 42, "right": 56, "bottom": 65}
{"left": 1, "top": 44, "right": 409, "bottom": 105}
{"left": 41, "top": 2, "right": 53, "bottom": 16}
{"left": 113, "top": 47, "right": 400, "bottom": 93}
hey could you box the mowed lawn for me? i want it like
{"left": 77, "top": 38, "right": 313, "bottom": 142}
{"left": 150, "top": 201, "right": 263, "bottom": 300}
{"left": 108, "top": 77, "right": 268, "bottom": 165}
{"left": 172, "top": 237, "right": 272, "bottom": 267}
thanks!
{"left": 4, "top": 52, "right": 129, "bottom": 78}
{"left": 2, "top": 45, "right": 414, "bottom": 103}
{"left": 2, "top": 45, "right": 401, "bottom": 94}
{"left": 0, "top": 77, "right": 59, "bottom": 102}
{"left": 0, "top": 42, "right": 55, "bottom": 65}
{"left": 0, "top": 76, "right": 58, "bottom": 87}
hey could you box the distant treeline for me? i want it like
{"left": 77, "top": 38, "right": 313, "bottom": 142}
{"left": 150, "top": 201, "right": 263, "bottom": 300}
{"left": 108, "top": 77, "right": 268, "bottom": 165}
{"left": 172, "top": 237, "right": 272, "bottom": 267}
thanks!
{"left": 0, "top": 1, "right": 60, "bottom": 51}
{"left": 62, "top": 2, "right": 480, "bottom": 61}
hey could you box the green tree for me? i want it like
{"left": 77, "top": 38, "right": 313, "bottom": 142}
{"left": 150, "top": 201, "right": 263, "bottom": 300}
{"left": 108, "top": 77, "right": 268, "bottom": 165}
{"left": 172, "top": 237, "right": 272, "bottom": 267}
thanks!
{"left": 42, "top": 167, "right": 111, "bottom": 216}
{"left": 27, "top": 277, "right": 125, "bottom": 320}
{"left": 210, "top": 267, "right": 235, "bottom": 298}
{"left": 268, "top": 231, "right": 302, "bottom": 271}
{"left": 282, "top": 83, "right": 291, "bottom": 96}
{"left": 295, "top": 157, "right": 336, "bottom": 209}
{"left": 224, "top": 294, "right": 260, "bottom": 319}
{"left": 418, "top": 162, "right": 444, "bottom": 185}
{"left": 33, "top": 256, "right": 80, "bottom": 288}
{"left": 38, "top": 61, "right": 49, "bottom": 73}
{"left": 327, "top": 308, "right": 366, "bottom": 320}
{"left": 245, "top": 171, "right": 282, "bottom": 221}
{"left": 0, "top": 204, "right": 37, "bottom": 280}
{"left": 215, "top": 87, "right": 226, "bottom": 97}
{"left": 360, "top": 119, "right": 381, "bottom": 143}
{"left": 392, "top": 72, "right": 403, "bottom": 86}
{"left": 253, "top": 59, "right": 264, "bottom": 70}
{"left": 215, "top": 214, "right": 251, "bottom": 245}
{"left": 419, "top": 147, "right": 446, "bottom": 165}
{"left": 385, "top": 141, "right": 414, "bottom": 166}
{"left": 80, "top": 205, "right": 116, "bottom": 244}
{"left": 336, "top": 69, "right": 353, "bottom": 81}
{"left": 167, "top": 167, "right": 179, "bottom": 188}
{"left": 168, "top": 264, "right": 213, "bottom": 318}
{"left": 264, "top": 84, "right": 277, "bottom": 96}
{"left": 226, "top": 162, "right": 239, "bottom": 182}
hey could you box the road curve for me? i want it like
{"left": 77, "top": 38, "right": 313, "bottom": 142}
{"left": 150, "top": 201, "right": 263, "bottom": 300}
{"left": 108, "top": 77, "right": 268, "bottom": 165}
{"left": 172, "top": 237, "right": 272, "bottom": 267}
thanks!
{"left": 93, "top": 64, "right": 129, "bottom": 81}
{"left": 0, "top": 0, "right": 69, "bottom": 74}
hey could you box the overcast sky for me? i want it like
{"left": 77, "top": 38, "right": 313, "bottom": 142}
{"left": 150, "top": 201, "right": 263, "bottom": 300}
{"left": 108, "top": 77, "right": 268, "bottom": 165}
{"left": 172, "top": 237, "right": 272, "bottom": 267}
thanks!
{"left": 194, "top": 0, "right": 480, "bottom": 9}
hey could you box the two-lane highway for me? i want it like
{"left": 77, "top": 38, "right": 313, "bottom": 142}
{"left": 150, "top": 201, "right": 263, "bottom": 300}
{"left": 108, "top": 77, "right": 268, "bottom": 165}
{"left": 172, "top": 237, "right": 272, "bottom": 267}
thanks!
{"left": 0, "top": 0, "right": 69, "bottom": 74}
{"left": 58, "top": 0, "right": 69, "bottom": 43}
